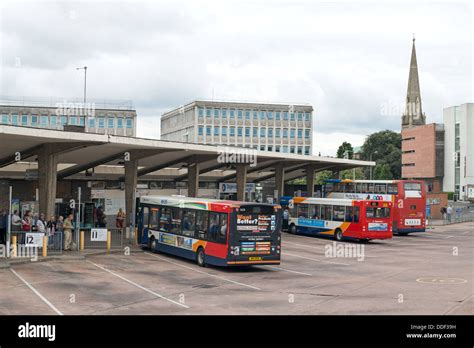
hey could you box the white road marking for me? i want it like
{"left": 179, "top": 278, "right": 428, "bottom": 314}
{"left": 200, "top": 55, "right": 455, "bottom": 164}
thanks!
{"left": 87, "top": 260, "right": 189, "bottom": 308}
{"left": 282, "top": 252, "right": 351, "bottom": 266}
{"left": 10, "top": 268, "right": 63, "bottom": 315}
{"left": 144, "top": 252, "right": 261, "bottom": 290}
{"left": 262, "top": 266, "right": 313, "bottom": 276}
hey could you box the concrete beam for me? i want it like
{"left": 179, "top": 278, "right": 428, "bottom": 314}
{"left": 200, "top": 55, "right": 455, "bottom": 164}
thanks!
{"left": 173, "top": 162, "right": 228, "bottom": 182}
{"left": 217, "top": 159, "right": 281, "bottom": 183}
{"left": 135, "top": 154, "right": 215, "bottom": 178}
{"left": 57, "top": 151, "right": 126, "bottom": 179}
{"left": 252, "top": 163, "right": 308, "bottom": 183}
{"left": 274, "top": 163, "right": 285, "bottom": 198}
{"left": 124, "top": 159, "right": 138, "bottom": 227}
{"left": 37, "top": 144, "right": 59, "bottom": 219}
{"left": 306, "top": 164, "right": 317, "bottom": 197}
{"left": 236, "top": 163, "right": 247, "bottom": 202}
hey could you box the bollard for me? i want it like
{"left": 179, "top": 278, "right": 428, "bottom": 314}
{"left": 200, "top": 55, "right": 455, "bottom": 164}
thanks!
{"left": 106, "top": 230, "right": 111, "bottom": 253}
{"left": 11, "top": 235, "right": 17, "bottom": 257}
{"left": 80, "top": 231, "right": 84, "bottom": 251}
{"left": 42, "top": 235, "right": 48, "bottom": 257}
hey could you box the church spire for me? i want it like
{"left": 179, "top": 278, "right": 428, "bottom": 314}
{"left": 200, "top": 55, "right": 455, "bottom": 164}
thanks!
{"left": 402, "top": 36, "right": 426, "bottom": 129}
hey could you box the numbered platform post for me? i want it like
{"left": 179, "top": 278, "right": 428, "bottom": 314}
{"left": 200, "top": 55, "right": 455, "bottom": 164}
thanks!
{"left": 11, "top": 235, "right": 17, "bottom": 257}
{"left": 80, "top": 231, "right": 84, "bottom": 251}
{"left": 106, "top": 230, "right": 111, "bottom": 253}
{"left": 42, "top": 235, "right": 48, "bottom": 257}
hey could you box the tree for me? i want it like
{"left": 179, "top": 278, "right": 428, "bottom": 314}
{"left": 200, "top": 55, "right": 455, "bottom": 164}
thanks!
{"left": 337, "top": 142, "right": 354, "bottom": 159}
{"left": 340, "top": 167, "right": 366, "bottom": 180}
{"left": 315, "top": 170, "right": 333, "bottom": 185}
{"left": 360, "top": 130, "right": 402, "bottom": 179}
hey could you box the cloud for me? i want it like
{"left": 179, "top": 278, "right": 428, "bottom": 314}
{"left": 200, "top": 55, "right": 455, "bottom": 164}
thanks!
{"left": 0, "top": 0, "right": 472, "bottom": 155}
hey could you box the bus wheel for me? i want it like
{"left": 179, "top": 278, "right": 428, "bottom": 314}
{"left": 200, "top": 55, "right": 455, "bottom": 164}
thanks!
{"left": 289, "top": 224, "right": 297, "bottom": 235}
{"left": 196, "top": 247, "right": 206, "bottom": 267}
{"left": 335, "top": 229, "right": 343, "bottom": 241}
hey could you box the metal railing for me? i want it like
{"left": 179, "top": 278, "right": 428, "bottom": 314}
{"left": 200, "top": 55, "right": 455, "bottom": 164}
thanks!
{"left": 10, "top": 231, "right": 63, "bottom": 255}
{"left": 0, "top": 95, "right": 134, "bottom": 110}
{"left": 82, "top": 228, "right": 124, "bottom": 249}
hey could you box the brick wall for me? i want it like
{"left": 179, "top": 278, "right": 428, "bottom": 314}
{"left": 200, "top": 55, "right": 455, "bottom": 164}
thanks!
{"left": 402, "top": 124, "right": 437, "bottom": 179}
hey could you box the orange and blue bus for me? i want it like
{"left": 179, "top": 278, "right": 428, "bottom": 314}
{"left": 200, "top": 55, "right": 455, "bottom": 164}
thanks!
{"left": 323, "top": 179, "right": 426, "bottom": 235}
{"left": 282, "top": 197, "right": 393, "bottom": 242}
{"left": 136, "top": 196, "right": 282, "bottom": 267}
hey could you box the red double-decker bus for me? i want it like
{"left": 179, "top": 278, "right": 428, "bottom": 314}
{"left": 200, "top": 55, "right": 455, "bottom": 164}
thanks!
{"left": 323, "top": 180, "right": 426, "bottom": 235}
{"left": 136, "top": 196, "right": 282, "bottom": 267}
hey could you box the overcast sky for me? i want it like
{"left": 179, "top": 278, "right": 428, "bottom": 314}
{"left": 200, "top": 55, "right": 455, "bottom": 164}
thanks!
{"left": 0, "top": 0, "right": 472, "bottom": 155}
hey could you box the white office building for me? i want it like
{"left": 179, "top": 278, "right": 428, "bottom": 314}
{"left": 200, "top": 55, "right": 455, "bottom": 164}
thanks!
{"left": 443, "top": 103, "right": 474, "bottom": 200}
{"left": 161, "top": 100, "right": 313, "bottom": 155}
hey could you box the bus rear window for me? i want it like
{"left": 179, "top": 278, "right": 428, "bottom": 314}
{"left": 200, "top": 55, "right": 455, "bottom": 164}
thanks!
{"left": 366, "top": 207, "right": 390, "bottom": 218}
{"left": 404, "top": 182, "right": 422, "bottom": 191}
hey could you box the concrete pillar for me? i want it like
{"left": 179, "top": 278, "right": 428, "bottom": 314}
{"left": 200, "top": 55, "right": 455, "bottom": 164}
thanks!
{"left": 236, "top": 163, "right": 247, "bottom": 202}
{"left": 124, "top": 159, "right": 138, "bottom": 227}
{"left": 306, "top": 164, "right": 316, "bottom": 198}
{"left": 187, "top": 162, "right": 200, "bottom": 197}
{"left": 274, "top": 163, "right": 285, "bottom": 200}
{"left": 37, "top": 144, "right": 58, "bottom": 219}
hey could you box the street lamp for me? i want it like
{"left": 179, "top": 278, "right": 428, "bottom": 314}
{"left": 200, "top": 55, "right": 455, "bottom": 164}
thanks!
{"left": 76, "top": 66, "right": 87, "bottom": 104}
{"left": 369, "top": 150, "right": 378, "bottom": 180}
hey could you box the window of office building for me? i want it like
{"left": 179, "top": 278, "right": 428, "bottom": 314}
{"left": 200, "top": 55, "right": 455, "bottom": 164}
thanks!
{"left": 253, "top": 128, "right": 257, "bottom": 137}
{"left": 253, "top": 111, "right": 258, "bottom": 120}
{"left": 304, "top": 112, "right": 310, "bottom": 121}
{"left": 1, "top": 114, "right": 9, "bottom": 124}
{"left": 21, "top": 115, "right": 28, "bottom": 126}
{"left": 245, "top": 127, "right": 250, "bottom": 136}
{"left": 88, "top": 118, "right": 95, "bottom": 128}
{"left": 276, "top": 112, "right": 281, "bottom": 120}
{"left": 259, "top": 111, "right": 266, "bottom": 120}
{"left": 298, "top": 129, "right": 302, "bottom": 138}
{"left": 297, "top": 112, "right": 303, "bottom": 121}
{"left": 238, "top": 110, "right": 243, "bottom": 119}
{"left": 108, "top": 117, "right": 114, "bottom": 128}
{"left": 70, "top": 116, "right": 78, "bottom": 125}
{"left": 260, "top": 145, "right": 265, "bottom": 151}
{"left": 198, "top": 107, "right": 204, "bottom": 117}
{"left": 260, "top": 128, "right": 265, "bottom": 137}
{"left": 305, "top": 146, "right": 310, "bottom": 155}
{"left": 268, "top": 111, "right": 273, "bottom": 120}
{"left": 206, "top": 108, "right": 211, "bottom": 117}
{"left": 31, "top": 115, "right": 38, "bottom": 126}
{"left": 230, "top": 109, "right": 235, "bottom": 119}
{"left": 222, "top": 126, "right": 227, "bottom": 136}
{"left": 276, "top": 128, "right": 281, "bottom": 137}
{"left": 61, "top": 116, "right": 67, "bottom": 125}
{"left": 50, "top": 116, "right": 57, "bottom": 126}
{"left": 206, "top": 126, "right": 211, "bottom": 136}
{"left": 282, "top": 146, "right": 288, "bottom": 153}
{"left": 268, "top": 145, "right": 273, "bottom": 151}
{"left": 214, "top": 127, "right": 219, "bottom": 136}
{"left": 290, "top": 146, "right": 295, "bottom": 153}
{"left": 290, "top": 113, "right": 295, "bottom": 121}
{"left": 283, "top": 112, "right": 288, "bottom": 120}
{"left": 298, "top": 146, "right": 303, "bottom": 154}
{"left": 283, "top": 129, "right": 288, "bottom": 137}
{"left": 290, "top": 129, "right": 295, "bottom": 138}
{"left": 238, "top": 127, "right": 242, "bottom": 136}
{"left": 98, "top": 117, "right": 105, "bottom": 128}
{"left": 214, "top": 109, "right": 220, "bottom": 117}
{"left": 245, "top": 110, "right": 250, "bottom": 120}
{"left": 11, "top": 114, "right": 18, "bottom": 125}
{"left": 117, "top": 118, "right": 123, "bottom": 128}
{"left": 126, "top": 118, "right": 133, "bottom": 129}
{"left": 222, "top": 109, "right": 227, "bottom": 119}
{"left": 305, "top": 129, "right": 310, "bottom": 138}
{"left": 276, "top": 145, "right": 281, "bottom": 152}
{"left": 268, "top": 128, "right": 273, "bottom": 138}
{"left": 230, "top": 126, "right": 235, "bottom": 136}
{"left": 198, "top": 126, "right": 203, "bottom": 135}
{"left": 41, "top": 115, "right": 49, "bottom": 126}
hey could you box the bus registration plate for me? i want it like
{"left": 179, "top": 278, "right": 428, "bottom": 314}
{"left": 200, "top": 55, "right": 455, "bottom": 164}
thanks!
{"left": 249, "top": 256, "right": 262, "bottom": 261}
{"left": 405, "top": 218, "right": 421, "bottom": 226}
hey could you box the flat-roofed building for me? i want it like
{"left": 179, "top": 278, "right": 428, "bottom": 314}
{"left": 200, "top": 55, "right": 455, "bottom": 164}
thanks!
{"left": 0, "top": 96, "right": 137, "bottom": 136}
{"left": 161, "top": 100, "right": 313, "bottom": 155}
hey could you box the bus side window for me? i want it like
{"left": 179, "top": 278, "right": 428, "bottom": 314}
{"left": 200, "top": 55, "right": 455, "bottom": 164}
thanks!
{"left": 310, "top": 204, "right": 320, "bottom": 219}
{"left": 142, "top": 207, "right": 149, "bottom": 228}
{"left": 321, "top": 205, "right": 332, "bottom": 221}
{"left": 171, "top": 208, "right": 182, "bottom": 234}
{"left": 353, "top": 207, "right": 360, "bottom": 223}
{"left": 297, "top": 204, "right": 308, "bottom": 218}
{"left": 345, "top": 206, "right": 353, "bottom": 222}
{"left": 160, "top": 207, "right": 171, "bottom": 232}
{"left": 387, "top": 184, "right": 398, "bottom": 194}
{"left": 195, "top": 211, "right": 208, "bottom": 240}
{"left": 208, "top": 212, "right": 227, "bottom": 244}
{"left": 149, "top": 208, "right": 160, "bottom": 230}
{"left": 333, "top": 205, "right": 345, "bottom": 221}
{"left": 181, "top": 209, "right": 196, "bottom": 237}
